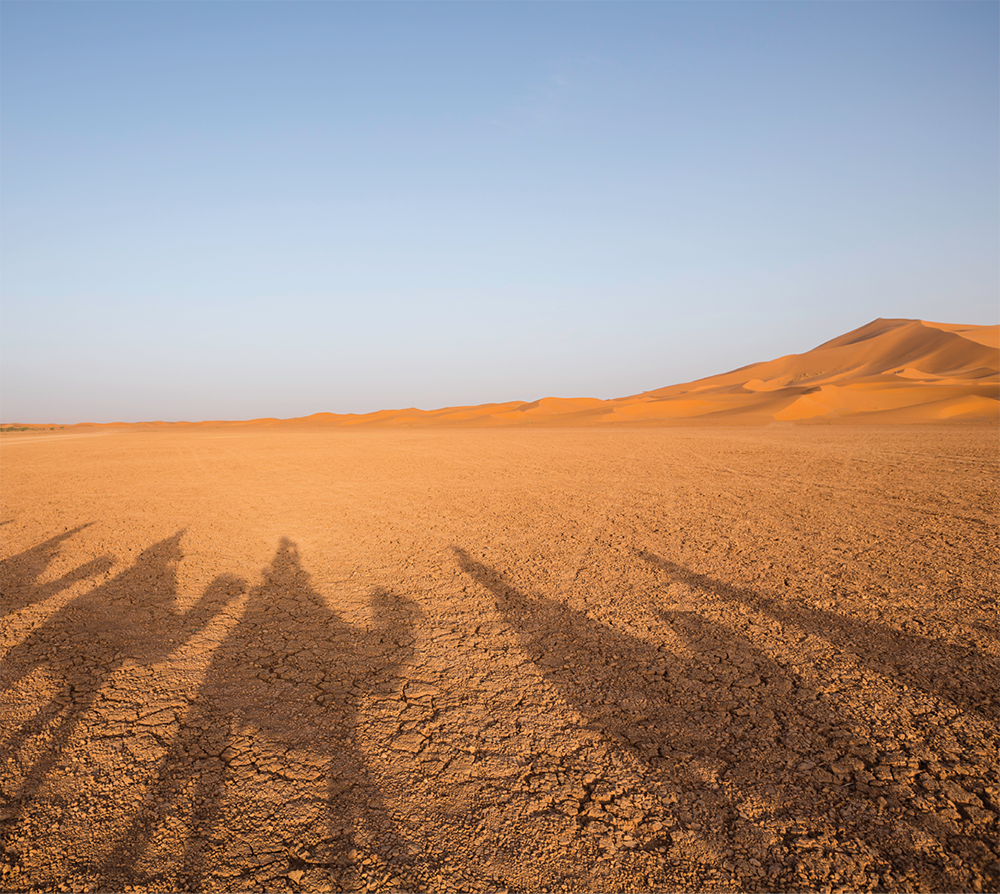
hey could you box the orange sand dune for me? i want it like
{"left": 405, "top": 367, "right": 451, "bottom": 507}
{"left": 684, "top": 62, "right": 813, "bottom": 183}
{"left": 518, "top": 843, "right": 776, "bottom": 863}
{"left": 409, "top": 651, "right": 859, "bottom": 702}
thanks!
{"left": 600, "top": 317, "right": 997, "bottom": 425}
{"left": 4, "top": 318, "right": 995, "bottom": 431}
{"left": 356, "top": 317, "right": 996, "bottom": 426}
{"left": 920, "top": 320, "right": 1000, "bottom": 349}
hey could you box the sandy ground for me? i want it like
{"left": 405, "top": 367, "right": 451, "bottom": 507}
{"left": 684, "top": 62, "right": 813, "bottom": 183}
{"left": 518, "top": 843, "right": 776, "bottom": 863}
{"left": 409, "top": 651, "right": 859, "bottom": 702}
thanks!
{"left": 1, "top": 426, "right": 997, "bottom": 893}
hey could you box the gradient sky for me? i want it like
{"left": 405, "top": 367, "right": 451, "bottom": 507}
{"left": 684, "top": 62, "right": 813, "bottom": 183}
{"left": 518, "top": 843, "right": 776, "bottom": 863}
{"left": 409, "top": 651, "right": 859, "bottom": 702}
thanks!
{"left": 2, "top": 2, "right": 997, "bottom": 423}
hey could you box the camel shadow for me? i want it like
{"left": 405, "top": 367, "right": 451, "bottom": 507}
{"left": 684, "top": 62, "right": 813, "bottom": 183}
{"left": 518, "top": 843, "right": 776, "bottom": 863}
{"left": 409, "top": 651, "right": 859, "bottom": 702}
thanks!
{"left": 1, "top": 532, "right": 241, "bottom": 837}
{"left": 1, "top": 524, "right": 112, "bottom": 620}
{"left": 636, "top": 550, "right": 998, "bottom": 721}
{"left": 454, "top": 546, "right": 978, "bottom": 891}
{"left": 103, "top": 538, "right": 423, "bottom": 891}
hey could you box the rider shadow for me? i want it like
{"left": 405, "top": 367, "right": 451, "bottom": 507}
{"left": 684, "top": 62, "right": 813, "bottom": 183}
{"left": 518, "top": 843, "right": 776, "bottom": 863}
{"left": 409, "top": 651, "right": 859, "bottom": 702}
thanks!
{"left": 0, "top": 524, "right": 112, "bottom": 619}
{"left": 106, "top": 538, "right": 422, "bottom": 891}
{"left": 636, "top": 550, "right": 998, "bottom": 721}
{"left": 1, "top": 532, "right": 239, "bottom": 833}
{"left": 453, "top": 546, "right": 970, "bottom": 891}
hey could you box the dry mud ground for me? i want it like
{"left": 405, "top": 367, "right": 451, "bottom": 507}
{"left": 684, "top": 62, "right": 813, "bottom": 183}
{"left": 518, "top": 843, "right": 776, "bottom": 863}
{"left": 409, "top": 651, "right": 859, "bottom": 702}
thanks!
{"left": 1, "top": 426, "right": 997, "bottom": 893}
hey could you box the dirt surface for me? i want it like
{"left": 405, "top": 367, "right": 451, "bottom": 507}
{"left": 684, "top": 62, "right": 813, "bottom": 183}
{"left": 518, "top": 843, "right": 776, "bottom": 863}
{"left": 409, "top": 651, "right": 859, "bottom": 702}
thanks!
{"left": 1, "top": 426, "right": 997, "bottom": 893}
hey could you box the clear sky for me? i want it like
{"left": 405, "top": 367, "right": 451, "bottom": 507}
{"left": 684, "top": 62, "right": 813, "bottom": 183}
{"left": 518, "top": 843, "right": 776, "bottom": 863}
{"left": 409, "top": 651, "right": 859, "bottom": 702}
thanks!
{"left": 2, "top": 2, "right": 997, "bottom": 423}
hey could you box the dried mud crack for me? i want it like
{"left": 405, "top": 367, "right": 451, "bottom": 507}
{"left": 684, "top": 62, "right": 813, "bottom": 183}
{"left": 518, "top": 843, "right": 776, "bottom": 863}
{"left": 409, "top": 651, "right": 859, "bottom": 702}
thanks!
{"left": 1, "top": 426, "right": 997, "bottom": 892}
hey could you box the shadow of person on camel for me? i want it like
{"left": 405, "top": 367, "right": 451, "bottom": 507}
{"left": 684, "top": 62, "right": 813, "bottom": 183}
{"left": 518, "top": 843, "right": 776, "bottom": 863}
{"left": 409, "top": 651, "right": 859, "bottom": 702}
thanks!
{"left": 1, "top": 524, "right": 112, "bottom": 620}
{"left": 453, "top": 546, "right": 974, "bottom": 892}
{"left": 636, "top": 549, "right": 998, "bottom": 721}
{"left": 102, "top": 537, "right": 423, "bottom": 892}
{"left": 1, "top": 531, "right": 241, "bottom": 832}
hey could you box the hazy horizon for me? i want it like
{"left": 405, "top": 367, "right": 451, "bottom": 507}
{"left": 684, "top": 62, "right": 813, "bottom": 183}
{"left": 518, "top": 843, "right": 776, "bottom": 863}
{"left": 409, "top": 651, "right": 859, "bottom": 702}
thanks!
{"left": 2, "top": 3, "right": 997, "bottom": 424}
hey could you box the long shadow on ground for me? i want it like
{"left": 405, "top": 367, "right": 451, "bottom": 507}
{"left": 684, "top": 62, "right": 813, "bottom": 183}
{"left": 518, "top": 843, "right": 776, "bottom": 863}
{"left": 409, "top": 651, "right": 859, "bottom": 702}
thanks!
{"left": 454, "top": 547, "right": 990, "bottom": 892}
{"left": 0, "top": 524, "right": 111, "bottom": 619}
{"left": 103, "top": 538, "right": 423, "bottom": 891}
{"left": 637, "top": 549, "right": 998, "bottom": 721}
{"left": 1, "top": 532, "right": 237, "bottom": 841}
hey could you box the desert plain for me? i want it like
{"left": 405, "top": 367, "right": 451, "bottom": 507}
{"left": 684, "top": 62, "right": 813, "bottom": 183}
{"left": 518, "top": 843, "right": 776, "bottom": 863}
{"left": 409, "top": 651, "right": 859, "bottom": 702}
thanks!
{"left": 1, "top": 319, "right": 999, "bottom": 893}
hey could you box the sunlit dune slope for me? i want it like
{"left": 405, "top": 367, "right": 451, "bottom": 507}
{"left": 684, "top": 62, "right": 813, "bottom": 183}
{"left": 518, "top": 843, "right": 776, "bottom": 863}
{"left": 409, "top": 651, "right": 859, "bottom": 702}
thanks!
{"left": 615, "top": 317, "right": 999, "bottom": 425}
{"left": 14, "top": 318, "right": 996, "bottom": 430}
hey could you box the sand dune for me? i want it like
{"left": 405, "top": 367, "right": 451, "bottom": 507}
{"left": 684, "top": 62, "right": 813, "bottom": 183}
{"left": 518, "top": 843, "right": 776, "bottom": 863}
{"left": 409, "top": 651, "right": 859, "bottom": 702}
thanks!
{"left": 246, "top": 318, "right": 998, "bottom": 426}
{"left": 4, "top": 318, "right": 995, "bottom": 432}
{"left": 625, "top": 318, "right": 999, "bottom": 422}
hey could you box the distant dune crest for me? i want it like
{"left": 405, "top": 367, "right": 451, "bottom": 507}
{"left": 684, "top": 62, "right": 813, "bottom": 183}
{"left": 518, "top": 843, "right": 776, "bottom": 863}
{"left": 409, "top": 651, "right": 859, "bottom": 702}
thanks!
{"left": 19, "top": 318, "right": 1000, "bottom": 428}
{"left": 625, "top": 318, "right": 999, "bottom": 424}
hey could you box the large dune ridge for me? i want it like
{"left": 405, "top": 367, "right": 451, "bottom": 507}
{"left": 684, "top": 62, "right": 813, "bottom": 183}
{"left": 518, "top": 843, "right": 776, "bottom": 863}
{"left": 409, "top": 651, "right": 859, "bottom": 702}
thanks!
{"left": 5, "top": 317, "right": 997, "bottom": 430}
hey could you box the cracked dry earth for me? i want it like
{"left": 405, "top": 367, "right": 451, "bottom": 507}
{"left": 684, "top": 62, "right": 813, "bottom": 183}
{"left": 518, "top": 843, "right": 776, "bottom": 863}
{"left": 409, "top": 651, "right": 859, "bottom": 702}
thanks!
{"left": 1, "top": 426, "right": 997, "bottom": 893}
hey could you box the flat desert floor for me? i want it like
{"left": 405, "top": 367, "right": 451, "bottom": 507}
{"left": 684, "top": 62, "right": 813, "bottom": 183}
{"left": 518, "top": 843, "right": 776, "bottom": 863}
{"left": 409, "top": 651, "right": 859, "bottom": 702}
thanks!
{"left": 1, "top": 426, "right": 997, "bottom": 893}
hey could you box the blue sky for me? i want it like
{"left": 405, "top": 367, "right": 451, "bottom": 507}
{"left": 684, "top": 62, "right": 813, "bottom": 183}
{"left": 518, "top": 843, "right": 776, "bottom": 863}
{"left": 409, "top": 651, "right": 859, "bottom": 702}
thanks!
{"left": 2, "top": 2, "right": 997, "bottom": 423}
